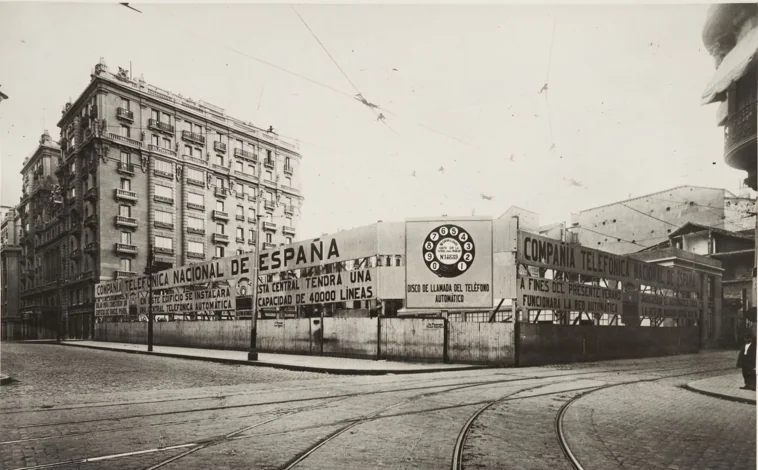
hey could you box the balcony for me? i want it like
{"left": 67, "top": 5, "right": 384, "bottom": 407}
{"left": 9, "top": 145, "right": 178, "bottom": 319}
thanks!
{"left": 212, "top": 210, "right": 229, "bottom": 221}
{"left": 284, "top": 165, "right": 293, "bottom": 175}
{"left": 117, "top": 108, "right": 134, "bottom": 122}
{"left": 90, "top": 104, "right": 98, "bottom": 119}
{"left": 264, "top": 200, "right": 275, "bottom": 211}
{"left": 184, "top": 155, "right": 208, "bottom": 168}
{"left": 283, "top": 225, "right": 296, "bottom": 236}
{"left": 154, "top": 195, "right": 174, "bottom": 205}
{"left": 154, "top": 246, "right": 175, "bottom": 256}
{"left": 262, "top": 242, "right": 276, "bottom": 250}
{"left": 233, "top": 148, "right": 257, "bottom": 161}
{"left": 248, "top": 216, "right": 256, "bottom": 223}
{"left": 214, "top": 141, "right": 227, "bottom": 153}
{"left": 115, "top": 243, "right": 138, "bottom": 255}
{"left": 70, "top": 249, "right": 82, "bottom": 259}
{"left": 284, "top": 205, "right": 294, "bottom": 216}
{"left": 115, "top": 188, "right": 138, "bottom": 202}
{"left": 724, "top": 101, "right": 757, "bottom": 175}
{"left": 84, "top": 186, "right": 98, "bottom": 201}
{"left": 153, "top": 169, "right": 174, "bottom": 180}
{"left": 264, "top": 159, "right": 275, "bottom": 169}
{"left": 236, "top": 237, "right": 245, "bottom": 244}
{"left": 84, "top": 242, "right": 98, "bottom": 254}
{"left": 248, "top": 239, "right": 255, "bottom": 245}
{"left": 84, "top": 214, "right": 98, "bottom": 228}
{"left": 115, "top": 215, "right": 138, "bottom": 229}
{"left": 187, "top": 251, "right": 205, "bottom": 259}
{"left": 182, "top": 130, "right": 205, "bottom": 145}
{"left": 154, "top": 220, "right": 174, "bottom": 230}
{"left": 187, "top": 176, "right": 205, "bottom": 187}
{"left": 187, "top": 227, "right": 205, "bottom": 235}
{"left": 214, "top": 187, "right": 229, "bottom": 198}
{"left": 148, "top": 144, "right": 177, "bottom": 158}
{"left": 212, "top": 233, "right": 229, "bottom": 244}
{"left": 235, "top": 214, "right": 245, "bottom": 222}
{"left": 281, "top": 185, "right": 300, "bottom": 195}
{"left": 263, "top": 222, "right": 277, "bottom": 232}
{"left": 187, "top": 202, "right": 205, "bottom": 212}
{"left": 148, "top": 118, "right": 175, "bottom": 135}
{"left": 107, "top": 132, "right": 143, "bottom": 149}
{"left": 118, "top": 162, "right": 135, "bottom": 175}
{"left": 235, "top": 191, "right": 245, "bottom": 200}
{"left": 115, "top": 270, "right": 137, "bottom": 280}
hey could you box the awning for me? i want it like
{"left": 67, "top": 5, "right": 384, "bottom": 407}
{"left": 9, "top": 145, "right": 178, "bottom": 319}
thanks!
{"left": 701, "top": 26, "right": 758, "bottom": 105}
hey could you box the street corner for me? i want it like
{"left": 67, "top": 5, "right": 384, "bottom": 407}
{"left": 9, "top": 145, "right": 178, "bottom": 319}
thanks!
{"left": 685, "top": 372, "right": 757, "bottom": 405}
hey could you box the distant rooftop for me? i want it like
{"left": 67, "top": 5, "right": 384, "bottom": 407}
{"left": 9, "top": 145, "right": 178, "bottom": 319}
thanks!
{"left": 579, "top": 185, "right": 739, "bottom": 213}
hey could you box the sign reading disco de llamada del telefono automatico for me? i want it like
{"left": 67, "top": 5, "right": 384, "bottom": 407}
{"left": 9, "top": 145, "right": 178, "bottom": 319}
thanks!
{"left": 405, "top": 218, "right": 494, "bottom": 309}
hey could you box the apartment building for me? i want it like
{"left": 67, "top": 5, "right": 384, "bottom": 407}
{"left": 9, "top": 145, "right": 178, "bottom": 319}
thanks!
{"left": 1, "top": 208, "right": 23, "bottom": 339}
{"left": 12, "top": 131, "right": 63, "bottom": 340}
{"left": 55, "top": 59, "right": 304, "bottom": 338}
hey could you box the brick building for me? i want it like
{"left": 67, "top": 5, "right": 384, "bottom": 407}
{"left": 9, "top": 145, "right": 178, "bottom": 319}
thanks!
{"left": 54, "top": 59, "right": 304, "bottom": 338}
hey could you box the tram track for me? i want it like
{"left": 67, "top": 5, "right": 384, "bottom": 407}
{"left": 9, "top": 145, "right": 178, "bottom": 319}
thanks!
{"left": 4, "top": 363, "right": 731, "bottom": 470}
{"left": 450, "top": 366, "right": 733, "bottom": 470}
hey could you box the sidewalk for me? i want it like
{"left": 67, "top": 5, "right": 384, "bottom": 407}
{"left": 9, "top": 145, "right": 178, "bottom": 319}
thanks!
{"left": 685, "top": 372, "right": 756, "bottom": 405}
{"left": 60, "top": 340, "right": 484, "bottom": 375}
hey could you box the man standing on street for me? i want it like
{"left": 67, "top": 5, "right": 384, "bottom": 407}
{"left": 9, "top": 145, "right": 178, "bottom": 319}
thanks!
{"left": 737, "top": 308, "right": 756, "bottom": 391}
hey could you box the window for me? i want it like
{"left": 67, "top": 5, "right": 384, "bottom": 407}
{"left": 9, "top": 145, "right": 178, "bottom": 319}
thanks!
{"left": 286, "top": 217, "right": 292, "bottom": 226}
{"left": 266, "top": 233, "right": 272, "bottom": 243}
{"left": 188, "top": 217, "right": 204, "bottom": 231}
{"left": 216, "top": 223, "right": 225, "bottom": 234}
{"left": 154, "top": 159, "right": 173, "bottom": 174}
{"left": 248, "top": 185, "right": 255, "bottom": 197}
{"left": 186, "top": 168, "right": 204, "bottom": 182}
{"left": 234, "top": 183, "right": 243, "bottom": 194}
{"left": 286, "top": 237, "right": 292, "bottom": 244}
{"left": 266, "top": 170, "right": 273, "bottom": 181}
{"left": 237, "top": 249, "right": 244, "bottom": 255}
{"left": 248, "top": 229, "right": 255, "bottom": 241}
{"left": 194, "top": 147, "right": 203, "bottom": 160}
{"left": 151, "top": 135, "right": 160, "bottom": 147}
{"left": 120, "top": 232, "right": 131, "bottom": 244}
{"left": 236, "top": 227, "right": 244, "bottom": 239}
{"left": 121, "top": 98, "right": 130, "bottom": 110}
{"left": 247, "top": 163, "right": 256, "bottom": 175}
{"left": 184, "top": 145, "right": 192, "bottom": 156}
{"left": 188, "top": 193, "right": 204, "bottom": 206}
{"left": 265, "top": 191, "right": 273, "bottom": 201}
{"left": 151, "top": 109, "right": 159, "bottom": 121}
{"left": 119, "top": 205, "right": 131, "bottom": 217}
{"left": 215, "top": 246, "right": 225, "bottom": 258}
{"left": 120, "top": 258, "right": 132, "bottom": 272}
{"left": 188, "top": 241, "right": 204, "bottom": 255}
{"left": 235, "top": 160, "right": 243, "bottom": 172}
{"left": 155, "top": 210, "right": 172, "bottom": 225}
{"left": 249, "top": 208, "right": 256, "bottom": 219}
{"left": 69, "top": 187, "right": 77, "bottom": 198}
{"left": 235, "top": 139, "right": 243, "bottom": 150}
{"left": 155, "top": 236, "right": 172, "bottom": 250}
{"left": 266, "top": 149, "right": 272, "bottom": 159}
{"left": 216, "top": 155, "right": 224, "bottom": 166}
{"left": 216, "top": 200, "right": 225, "bottom": 211}
{"left": 120, "top": 125, "right": 131, "bottom": 138}
{"left": 155, "top": 185, "right": 173, "bottom": 200}
{"left": 120, "top": 152, "right": 130, "bottom": 164}
{"left": 236, "top": 205, "right": 244, "bottom": 216}
{"left": 163, "top": 138, "right": 171, "bottom": 149}
{"left": 216, "top": 133, "right": 224, "bottom": 143}
{"left": 286, "top": 197, "right": 292, "bottom": 205}
{"left": 285, "top": 177, "right": 292, "bottom": 186}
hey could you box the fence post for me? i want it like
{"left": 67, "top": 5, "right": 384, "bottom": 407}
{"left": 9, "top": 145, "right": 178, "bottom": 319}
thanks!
{"left": 514, "top": 303, "right": 521, "bottom": 367}
{"left": 443, "top": 318, "right": 449, "bottom": 364}
{"left": 376, "top": 316, "right": 382, "bottom": 360}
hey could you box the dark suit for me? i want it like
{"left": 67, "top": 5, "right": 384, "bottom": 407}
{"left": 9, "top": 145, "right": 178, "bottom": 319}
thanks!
{"left": 737, "top": 341, "right": 756, "bottom": 390}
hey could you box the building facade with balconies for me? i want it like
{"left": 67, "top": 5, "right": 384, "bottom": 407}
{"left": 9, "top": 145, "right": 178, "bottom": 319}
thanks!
{"left": 13, "top": 131, "right": 63, "bottom": 340}
{"left": 54, "top": 59, "right": 304, "bottom": 335}
{"left": 1, "top": 208, "right": 23, "bottom": 339}
{"left": 701, "top": 3, "right": 758, "bottom": 318}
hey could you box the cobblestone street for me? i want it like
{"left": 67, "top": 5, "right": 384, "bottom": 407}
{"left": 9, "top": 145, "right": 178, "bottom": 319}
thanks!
{"left": 1, "top": 343, "right": 753, "bottom": 470}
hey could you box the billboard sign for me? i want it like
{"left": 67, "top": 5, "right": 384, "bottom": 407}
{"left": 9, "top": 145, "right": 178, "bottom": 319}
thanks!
{"left": 405, "top": 218, "right": 493, "bottom": 309}
{"left": 257, "top": 267, "right": 376, "bottom": 308}
{"left": 517, "top": 276, "right": 623, "bottom": 314}
{"left": 95, "top": 280, "right": 128, "bottom": 317}
{"left": 516, "top": 231, "right": 699, "bottom": 292}
{"left": 134, "top": 286, "right": 236, "bottom": 315}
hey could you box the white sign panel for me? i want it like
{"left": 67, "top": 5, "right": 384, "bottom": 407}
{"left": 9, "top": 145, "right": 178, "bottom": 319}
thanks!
{"left": 257, "top": 268, "right": 376, "bottom": 308}
{"left": 405, "top": 218, "right": 493, "bottom": 309}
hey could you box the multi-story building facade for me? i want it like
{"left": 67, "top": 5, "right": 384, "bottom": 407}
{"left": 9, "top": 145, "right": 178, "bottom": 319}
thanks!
{"left": 14, "top": 131, "right": 63, "bottom": 340}
{"left": 55, "top": 60, "right": 304, "bottom": 337}
{"left": 1, "top": 208, "right": 23, "bottom": 339}
{"left": 570, "top": 185, "right": 755, "bottom": 255}
{"left": 701, "top": 3, "right": 757, "bottom": 321}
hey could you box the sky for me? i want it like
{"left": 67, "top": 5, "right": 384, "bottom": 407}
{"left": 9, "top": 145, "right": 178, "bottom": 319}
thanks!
{"left": 0, "top": 3, "right": 751, "bottom": 240}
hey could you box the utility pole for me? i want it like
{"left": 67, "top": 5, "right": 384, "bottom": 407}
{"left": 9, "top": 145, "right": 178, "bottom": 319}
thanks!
{"left": 145, "top": 244, "right": 154, "bottom": 352}
{"left": 248, "top": 157, "right": 264, "bottom": 361}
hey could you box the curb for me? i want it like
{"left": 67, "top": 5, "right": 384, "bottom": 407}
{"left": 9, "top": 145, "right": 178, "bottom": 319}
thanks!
{"left": 57, "top": 342, "right": 488, "bottom": 376}
{"left": 682, "top": 384, "right": 756, "bottom": 405}
{"left": 0, "top": 374, "right": 11, "bottom": 386}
